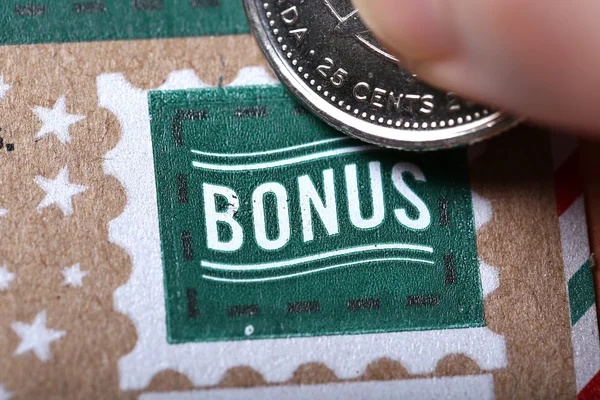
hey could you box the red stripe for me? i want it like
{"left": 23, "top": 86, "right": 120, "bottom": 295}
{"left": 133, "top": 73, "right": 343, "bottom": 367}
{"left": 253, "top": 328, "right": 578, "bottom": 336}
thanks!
{"left": 555, "top": 151, "right": 583, "bottom": 216}
{"left": 579, "top": 370, "right": 600, "bottom": 399}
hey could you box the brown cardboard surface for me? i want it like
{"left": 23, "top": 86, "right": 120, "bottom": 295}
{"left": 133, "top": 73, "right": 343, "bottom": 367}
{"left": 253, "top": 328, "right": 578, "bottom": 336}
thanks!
{"left": 472, "top": 129, "right": 576, "bottom": 398}
{"left": 0, "top": 35, "right": 595, "bottom": 399}
{"left": 0, "top": 35, "right": 266, "bottom": 400}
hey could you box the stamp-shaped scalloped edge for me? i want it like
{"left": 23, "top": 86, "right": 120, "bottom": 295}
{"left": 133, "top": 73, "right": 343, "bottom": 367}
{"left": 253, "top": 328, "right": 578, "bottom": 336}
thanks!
{"left": 99, "top": 68, "right": 506, "bottom": 391}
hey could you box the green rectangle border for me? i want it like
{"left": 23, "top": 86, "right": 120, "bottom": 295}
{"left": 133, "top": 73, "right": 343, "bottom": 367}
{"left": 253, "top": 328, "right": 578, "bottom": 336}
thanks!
{"left": 0, "top": 0, "right": 248, "bottom": 45}
{"left": 149, "top": 85, "right": 486, "bottom": 343}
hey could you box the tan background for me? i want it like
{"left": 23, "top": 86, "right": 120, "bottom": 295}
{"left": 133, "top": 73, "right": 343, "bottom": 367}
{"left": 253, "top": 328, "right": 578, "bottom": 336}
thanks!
{"left": 0, "top": 35, "right": 588, "bottom": 399}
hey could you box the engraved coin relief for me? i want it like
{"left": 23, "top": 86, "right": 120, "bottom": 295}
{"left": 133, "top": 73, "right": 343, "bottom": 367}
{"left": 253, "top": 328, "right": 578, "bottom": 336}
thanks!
{"left": 325, "top": 0, "right": 396, "bottom": 62}
{"left": 244, "top": 0, "right": 518, "bottom": 149}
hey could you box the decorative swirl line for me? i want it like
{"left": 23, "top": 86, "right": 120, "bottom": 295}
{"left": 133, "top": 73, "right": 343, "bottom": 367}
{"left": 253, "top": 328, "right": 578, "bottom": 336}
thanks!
{"left": 202, "top": 257, "right": 434, "bottom": 283}
{"left": 190, "top": 137, "right": 351, "bottom": 158}
{"left": 191, "top": 144, "right": 379, "bottom": 171}
{"left": 201, "top": 243, "right": 433, "bottom": 272}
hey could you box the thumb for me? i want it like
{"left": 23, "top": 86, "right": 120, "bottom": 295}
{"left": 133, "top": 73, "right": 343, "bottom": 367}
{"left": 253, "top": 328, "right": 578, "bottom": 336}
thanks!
{"left": 353, "top": 0, "right": 600, "bottom": 134}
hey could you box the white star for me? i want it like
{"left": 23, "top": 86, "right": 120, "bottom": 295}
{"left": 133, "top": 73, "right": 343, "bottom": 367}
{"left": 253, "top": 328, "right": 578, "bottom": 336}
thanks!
{"left": 0, "top": 385, "right": 12, "bottom": 400}
{"left": 33, "top": 96, "right": 85, "bottom": 144}
{"left": 0, "top": 265, "right": 15, "bottom": 290}
{"left": 61, "top": 263, "right": 88, "bottom": 288}
{"left": 0, "top": 77, "right": 11, "bottom": 101}
{"left": 35, "top": 166, "right": 87, "bottom": 216}
{"left": 11, "top": 310, "right": 66, "bottom": 362}
{"left": 0, "top": 209, "right": 7, "bottom": 217}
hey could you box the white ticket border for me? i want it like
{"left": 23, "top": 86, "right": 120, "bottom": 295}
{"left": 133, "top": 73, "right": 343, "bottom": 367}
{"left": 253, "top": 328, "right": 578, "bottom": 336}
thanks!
{"left": 98, "top": 68, "right": 506, "bottom": 390}
{"left": 140, "top": 374, "right": 495, "bottom": 400}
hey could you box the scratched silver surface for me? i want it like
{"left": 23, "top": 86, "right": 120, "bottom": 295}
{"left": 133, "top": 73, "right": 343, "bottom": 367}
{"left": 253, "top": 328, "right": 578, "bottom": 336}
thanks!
{"left": 244, "top": 0, "right": 519, "bottom": 150}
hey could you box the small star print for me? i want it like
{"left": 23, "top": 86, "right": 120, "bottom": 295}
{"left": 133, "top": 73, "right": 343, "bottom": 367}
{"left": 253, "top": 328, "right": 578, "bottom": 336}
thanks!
{"left": 0, "top": 385, "right": 13, "bottom": 400}
{"left": 61, "top": 263, "right": 88, "bottom": 288}
{"left": 33, "top": 96, "right": 85, "bottom": 144}
{"left": 0, "top": 77, "right": 11, "bottom": 102}
{"left": 11, "top": 310, "right": 66, "bottom": 362}
{"left": 35, "top": 166, "right": 87, "bottom": 216}
{"left": 0, "top": 265, "right": 15, "bottom": 290}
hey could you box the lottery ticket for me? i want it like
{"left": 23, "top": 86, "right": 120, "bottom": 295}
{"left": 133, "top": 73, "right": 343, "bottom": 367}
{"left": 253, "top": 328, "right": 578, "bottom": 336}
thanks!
{"left": 0, "top": 2, "right": 599, "bottom": 399}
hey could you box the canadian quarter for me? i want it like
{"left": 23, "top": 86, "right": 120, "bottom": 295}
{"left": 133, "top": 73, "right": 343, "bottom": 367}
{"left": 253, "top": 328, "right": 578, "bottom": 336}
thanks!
{"left": 244, "top": 0, "right": 519, "bottom": 150}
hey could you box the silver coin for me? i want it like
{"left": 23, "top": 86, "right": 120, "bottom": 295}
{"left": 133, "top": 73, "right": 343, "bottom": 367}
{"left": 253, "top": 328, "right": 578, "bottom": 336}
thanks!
{"left": 244, "top": 0, "right": 519, "bottom": 150}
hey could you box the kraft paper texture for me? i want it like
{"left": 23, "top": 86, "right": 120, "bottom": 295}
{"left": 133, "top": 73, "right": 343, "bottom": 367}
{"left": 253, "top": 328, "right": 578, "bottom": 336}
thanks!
{"left": 0, "top": 26, "right": 598, "bottom": 400}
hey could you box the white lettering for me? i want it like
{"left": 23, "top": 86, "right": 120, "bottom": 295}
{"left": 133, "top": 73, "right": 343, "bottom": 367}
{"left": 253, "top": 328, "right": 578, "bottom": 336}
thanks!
{"left": 392, "top": 163, "right": 431, "bottom": 230}
{"left": 298, "top": 169, "right": 339, "bottom": 242}
{"left": 203, "top": 184, "right": 244, "bottom": 252}
{"left": 252, "top": 182, "right": 291, "bottom": 250}
{"left": 345, "top": 162, "right": 385, "bottom": 229}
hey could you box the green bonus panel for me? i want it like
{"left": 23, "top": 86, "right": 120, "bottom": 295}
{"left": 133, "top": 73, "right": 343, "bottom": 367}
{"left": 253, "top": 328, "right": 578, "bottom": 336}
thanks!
{"left": 149, "top": 85, "right": 485, "bottom": 343}
{"left": 0, "top": 0, "right": 248, "bottom": 45}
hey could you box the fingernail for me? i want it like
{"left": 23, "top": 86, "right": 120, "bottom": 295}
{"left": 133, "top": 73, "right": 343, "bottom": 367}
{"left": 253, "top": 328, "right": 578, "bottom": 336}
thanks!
{"left": 353, "top": 0, "right": 455, "bottom": 62}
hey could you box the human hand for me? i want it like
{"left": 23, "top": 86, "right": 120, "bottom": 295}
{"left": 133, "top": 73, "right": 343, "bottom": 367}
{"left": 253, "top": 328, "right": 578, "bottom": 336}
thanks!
{"left": 352, "top": 0, "right": 600, "bottom": 133}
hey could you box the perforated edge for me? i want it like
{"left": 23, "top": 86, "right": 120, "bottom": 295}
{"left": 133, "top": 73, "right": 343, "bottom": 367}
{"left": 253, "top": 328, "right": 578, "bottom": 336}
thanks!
{"left": 99, "top": 68, "right": 506, "bottom": 390}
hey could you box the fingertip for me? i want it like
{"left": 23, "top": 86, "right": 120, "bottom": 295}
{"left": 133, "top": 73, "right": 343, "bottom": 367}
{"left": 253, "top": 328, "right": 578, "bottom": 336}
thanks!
{"left": 352, "top": 0, "right": 456, "bottom": 62}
